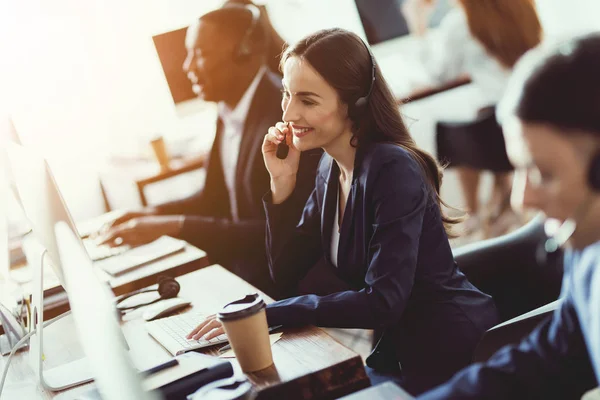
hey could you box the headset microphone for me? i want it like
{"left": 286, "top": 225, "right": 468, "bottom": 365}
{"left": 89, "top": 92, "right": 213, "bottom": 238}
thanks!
{"left": 536, "top": 149, "right": 600, "bottom": 266}
{"left": 537, "top": 196, "right": 593, "bottom": 266}
{"left": 276, "top": 136, "right": 289, "bottom": 159}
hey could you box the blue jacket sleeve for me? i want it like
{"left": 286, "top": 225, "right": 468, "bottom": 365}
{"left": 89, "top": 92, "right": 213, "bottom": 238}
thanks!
{"left": 263, "top": 184, "right": 323, "bottom": 294}
{"left": 265, "top": 156, "right": 427, "bottom": 329}
{"left": 417, "top": 289, "right": 597, "bottom": 399}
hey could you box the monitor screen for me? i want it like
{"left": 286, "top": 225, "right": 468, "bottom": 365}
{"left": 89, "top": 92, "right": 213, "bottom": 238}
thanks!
{"left": 355, "top": 0, "right": 452, "bottom": 45}
{"left": 152, "top": 27, "right": 195, "bottom": 105}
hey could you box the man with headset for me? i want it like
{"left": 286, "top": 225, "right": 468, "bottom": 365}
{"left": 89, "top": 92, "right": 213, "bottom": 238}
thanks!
{"left": 418, "top": 34, "right": 600, "bottom": 399}
{"left": 98, "top": 3, "right": 321, "bottom": 297}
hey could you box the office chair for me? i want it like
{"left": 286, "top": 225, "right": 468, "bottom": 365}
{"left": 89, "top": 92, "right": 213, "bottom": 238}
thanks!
{"left": 453, "top": 214, "right": 564, "bottom": 361}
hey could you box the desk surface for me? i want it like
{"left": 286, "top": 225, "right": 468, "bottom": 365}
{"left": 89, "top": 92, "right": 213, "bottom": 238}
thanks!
{"left": 1, "top": 242, "right": 209, "bottom": 335}
{"left": 2, "top": 265, "right": 369, "bottom": 399}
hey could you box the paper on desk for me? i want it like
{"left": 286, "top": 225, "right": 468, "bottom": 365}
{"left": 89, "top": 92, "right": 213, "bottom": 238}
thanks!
{"left": 219, "top": 333, "right": 283, "bottom": 358}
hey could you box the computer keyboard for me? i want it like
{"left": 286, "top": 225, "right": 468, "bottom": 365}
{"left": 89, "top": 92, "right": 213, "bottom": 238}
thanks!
{"left": 145, "top": 312, "right": 228, "bottom": 356}
{"left": 94, "top": 236, "right": 186, "bottom": 276}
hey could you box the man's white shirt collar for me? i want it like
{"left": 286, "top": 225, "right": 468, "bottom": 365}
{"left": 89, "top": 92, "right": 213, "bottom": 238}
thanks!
{"left": 218, "top": 66, "right": 268, "bottom": 129}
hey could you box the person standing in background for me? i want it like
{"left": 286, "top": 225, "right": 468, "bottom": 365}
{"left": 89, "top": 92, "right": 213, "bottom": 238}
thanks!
{"left": 402, "top": 0, "right": 542, "bottom": 236}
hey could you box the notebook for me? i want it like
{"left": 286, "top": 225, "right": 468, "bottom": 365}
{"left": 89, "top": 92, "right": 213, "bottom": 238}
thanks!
{"left": 94, "top": 236, "right": 186, "bottom": 276}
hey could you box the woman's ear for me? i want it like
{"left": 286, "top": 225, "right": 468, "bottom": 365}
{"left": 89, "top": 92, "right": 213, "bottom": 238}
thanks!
{"left": 338, "top": 100, "right": 350, "bottom": 120}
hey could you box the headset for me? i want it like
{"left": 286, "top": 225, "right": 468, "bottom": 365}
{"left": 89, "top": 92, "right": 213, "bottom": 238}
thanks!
{"left": 276, "top": 36, "right": 376, "bottom": 160}
{"left": 116, "top": 276, "right": 180, "bottom": 312}
{"left": 588, "top": 150, "right": 600, "bottom": 190}
{"left": 539, "top": 149, "right": 600, "bottom": 264}
{"left": 353, "top": 38, "right": 376, "bottom": 113}
{"left": 203, "top": 3, "right": 261, "bottom": 64}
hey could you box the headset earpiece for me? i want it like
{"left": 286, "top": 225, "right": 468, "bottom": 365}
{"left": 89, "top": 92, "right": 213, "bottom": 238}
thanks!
{"left": 588, "top": 151, "right": 600, "bottom": 191}
{"left": 351, "top": 39, "right": 376, "bottom": 116}
{"left": 116, "top": 276, "right": 180, "bottom": 312}
{"left": 200, "top": 4, "right": 261, "bottom": 64}
{"left": 224, "top": 3, "right": 260, "bottom": 63}
{"left": 157, "top": 276, "right": 180, "bottom": 299}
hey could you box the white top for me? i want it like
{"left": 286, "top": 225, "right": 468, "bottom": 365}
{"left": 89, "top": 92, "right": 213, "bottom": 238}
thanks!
{"left": 218, "top": 66, "right": 267, "bottom": 222}
{"left": 330, "top": 189, "right": 340, "bottom": 268}
{"left": 418, "top": 8, "right": 511, "bottom": 107}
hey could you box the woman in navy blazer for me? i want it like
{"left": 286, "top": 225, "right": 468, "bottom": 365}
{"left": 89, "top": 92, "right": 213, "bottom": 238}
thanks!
{"left": 188, "top": 28, "right": 499, "bottom": 394}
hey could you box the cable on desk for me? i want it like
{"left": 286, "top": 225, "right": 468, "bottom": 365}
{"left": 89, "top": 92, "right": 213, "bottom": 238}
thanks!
{"left": 0, "top": 310, "right": 72, "bottom": 398}
{"left": 0, "top": 248, "right": 73, "bottom": 398}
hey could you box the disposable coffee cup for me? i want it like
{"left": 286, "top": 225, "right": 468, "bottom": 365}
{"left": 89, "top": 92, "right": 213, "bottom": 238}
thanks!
{"left": 149, "top": 136, "right": 170, "bottom": 171}
{"left": 218, "top": 294, "right": 273, "bottom": 372}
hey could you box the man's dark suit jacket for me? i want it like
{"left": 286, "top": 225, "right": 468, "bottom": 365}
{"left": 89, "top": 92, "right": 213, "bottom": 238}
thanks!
{"left": 156, "top": 71, "right": 321, "bottom": 296}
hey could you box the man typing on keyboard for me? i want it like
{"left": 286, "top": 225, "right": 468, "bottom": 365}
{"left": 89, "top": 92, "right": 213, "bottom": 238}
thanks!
{"left": 95, "top": 2, "right": 320, "bottom": 298}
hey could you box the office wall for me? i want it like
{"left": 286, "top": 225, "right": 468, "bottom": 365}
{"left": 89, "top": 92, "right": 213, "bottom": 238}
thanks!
{"left": 536, "top": 0, "right": 600, "bottom": 39}
{"left": 2, "top": 0, "right": 365, "bottom": 158}
{"left": 1, "top": 0, "right": 365, "bottom": 218}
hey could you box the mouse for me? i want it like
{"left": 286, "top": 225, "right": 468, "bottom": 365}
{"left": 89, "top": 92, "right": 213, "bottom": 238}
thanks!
{"left": 142, "top": 298, "right": 191, "bottom": 321}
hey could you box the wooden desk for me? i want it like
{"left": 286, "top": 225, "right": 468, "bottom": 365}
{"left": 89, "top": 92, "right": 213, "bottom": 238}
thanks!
{"left": 99, "top": 154, "right": 207, "bottom": 210}
{"left": 135, "top": 156, "right": 206, "bottom": 207}
{"left": 2, "top": 265, "right": 370, "bottom": 399}
{"left": 398, "top": 76, "right": 471, "bottom": 104}
{"left": 2, "top": 242, "right": 210, "bottom": 332}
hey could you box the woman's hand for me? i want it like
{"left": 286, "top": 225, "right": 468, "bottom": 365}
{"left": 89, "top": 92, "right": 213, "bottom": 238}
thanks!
{"left": 262, "top": 122, "right": 301, "bottom": 204}
{"left": 186, "top": 314, "right": 225, "bottom": 341}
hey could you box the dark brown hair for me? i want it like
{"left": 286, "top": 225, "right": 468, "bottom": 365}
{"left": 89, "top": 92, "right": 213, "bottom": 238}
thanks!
{"left": 280, "top": 28, "right": 460, "bottom": 236}
{"left": 501, "top": 33, "right": 600, "bottom": 136}
{"left": 459, "top": 0, "right": 543, "bottom": 68}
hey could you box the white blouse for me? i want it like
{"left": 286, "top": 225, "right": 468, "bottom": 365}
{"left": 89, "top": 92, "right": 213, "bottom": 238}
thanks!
{"left": 418, "top": 8, "right": 511, "bottom": 107}
{"left": 330, "top": 190, "right": 340, "bottom": 268}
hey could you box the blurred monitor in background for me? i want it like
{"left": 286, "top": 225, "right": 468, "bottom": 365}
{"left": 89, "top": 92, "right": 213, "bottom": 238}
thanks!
{"left": 0, "top": 117, "right": 29, "bottom": 267}
{"left": 152, "top": 1, "right": 286, "bottom": 118}
{"left": 153, "top": 27, "right": 195, "bottom": 107}
{"left": 355, "top": 0, "right": 451, "bottom": 45}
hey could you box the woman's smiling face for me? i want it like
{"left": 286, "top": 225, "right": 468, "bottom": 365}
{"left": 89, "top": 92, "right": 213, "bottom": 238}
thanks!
{"left": 280, "top": 56, "right": 352, "bottom": 152}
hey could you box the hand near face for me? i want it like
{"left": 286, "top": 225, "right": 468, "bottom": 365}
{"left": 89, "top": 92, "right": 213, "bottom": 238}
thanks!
{"left": 263, "top": 122, "right": 301, "bottom": 178}
{"left": 262, "top": 122, "right": 302, "bottom": 204}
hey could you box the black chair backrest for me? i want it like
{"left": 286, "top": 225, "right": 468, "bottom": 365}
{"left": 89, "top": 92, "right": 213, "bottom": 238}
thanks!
{"left": 436, "top": 109, "right": 513, "bottom": 172}
{"left": 453, "top": 215, "right": 564, "bottom": 322}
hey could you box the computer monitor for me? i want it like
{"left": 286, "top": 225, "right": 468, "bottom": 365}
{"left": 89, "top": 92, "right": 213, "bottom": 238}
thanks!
{"left": 6, "top": 143, "right": 84, "bottom": 285}
{"left": 152, "top": 26, "right": 207, "bottom": 117}
{"left": 6, "top": 142, "right": 94, "bottom": 390}
{"left": 354, "top": 0, "right": 451, "bottom": 46}
{"left": 54, "top": 222, "right": 160, "bottom": 400}
{"left": 1, "top": 116, "right": 25, "bottom": 278}
{"left": 0, "top": 157, "right": 9, "bottom": 280}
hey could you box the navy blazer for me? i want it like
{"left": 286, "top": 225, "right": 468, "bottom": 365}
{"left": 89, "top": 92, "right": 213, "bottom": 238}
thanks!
{"left": 264, "top": 142, "right": 499, "bottom": 394}
{"left": 156, "top": 71, "right": 321, "bottom": 295}
{"left": 419, "top": 241, "right": 600, "bottom": 400}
